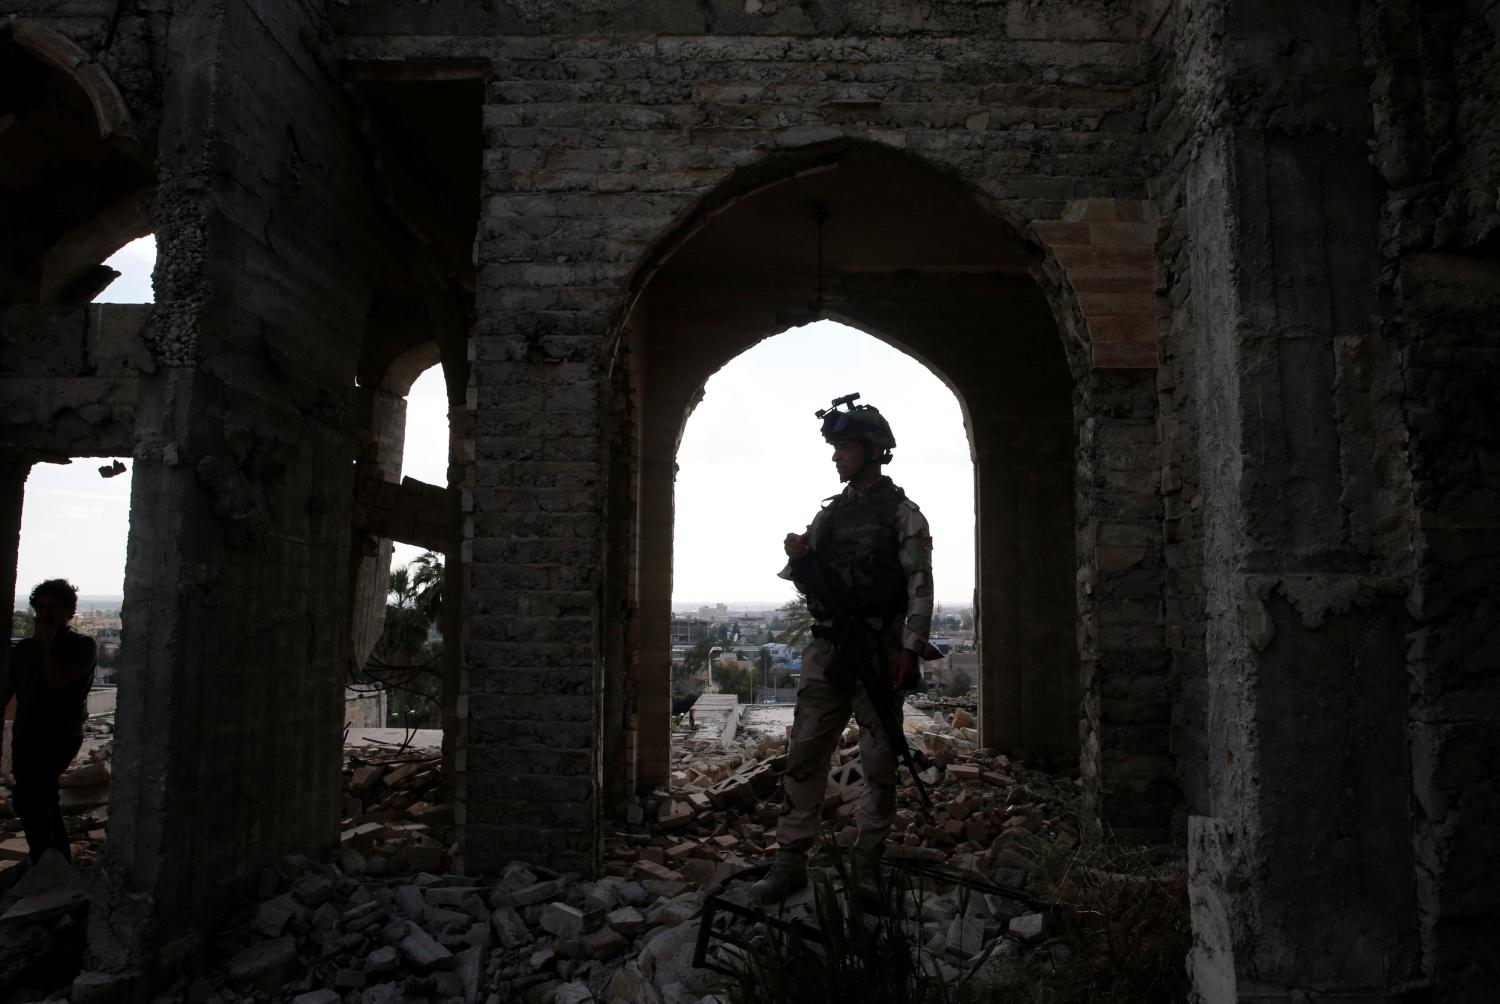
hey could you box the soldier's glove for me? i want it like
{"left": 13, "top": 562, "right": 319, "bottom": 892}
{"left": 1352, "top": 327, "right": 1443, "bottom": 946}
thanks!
{"left": 892, "top": 649, "right": 921, "bottom": 692}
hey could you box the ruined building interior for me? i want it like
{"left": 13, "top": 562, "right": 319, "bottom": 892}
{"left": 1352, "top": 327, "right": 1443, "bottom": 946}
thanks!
{"left": 0, "top": 0, "right": 1496, "bottom": 1000}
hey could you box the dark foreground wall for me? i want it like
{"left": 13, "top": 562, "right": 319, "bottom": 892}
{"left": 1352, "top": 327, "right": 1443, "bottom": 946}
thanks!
{"left": 88, "top": 0, "right": 398, "bottom": 970}
{"left": 1, "top": 2, "right": 1496, "bottom": 1000}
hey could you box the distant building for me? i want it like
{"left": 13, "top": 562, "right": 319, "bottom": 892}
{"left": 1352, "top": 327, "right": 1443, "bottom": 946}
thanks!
{"left": 670, "top": 616, "right": 712, "bottom": 646}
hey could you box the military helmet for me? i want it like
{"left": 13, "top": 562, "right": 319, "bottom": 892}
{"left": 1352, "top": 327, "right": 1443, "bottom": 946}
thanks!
{"left": 816, "top": 392, "right": 897, "bottom": 453}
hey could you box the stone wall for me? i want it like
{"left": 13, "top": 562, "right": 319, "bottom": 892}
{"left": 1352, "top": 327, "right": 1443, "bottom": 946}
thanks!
{"left": 3, "top": 1, "right": 1495, "bottom": 998}
{"left": 1366, "top": 3, "right": 1500, "bottom": 997}
{"left": 336, "top": 1, "right": 1180, "bottom": 873}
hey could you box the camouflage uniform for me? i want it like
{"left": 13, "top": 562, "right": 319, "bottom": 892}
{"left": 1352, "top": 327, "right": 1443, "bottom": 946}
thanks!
{"left": 775, "top": 474, "right": 934, "bottom": 850}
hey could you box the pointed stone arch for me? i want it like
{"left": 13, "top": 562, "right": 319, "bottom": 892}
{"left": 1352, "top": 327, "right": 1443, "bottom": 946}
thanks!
{"left": 602, "top": 140, "right": 1095, "bottom": 816}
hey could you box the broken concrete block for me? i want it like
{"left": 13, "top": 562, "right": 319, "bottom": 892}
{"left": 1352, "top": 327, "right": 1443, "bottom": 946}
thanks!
{"left": 394, "top": 884, "right": 427, "bottom": 918}
{"left": 70, "top": 971, "right": 134, "bottom": 1004}
{"left": 490, "top": 906, "right": 533, "bottom": 949}
{"left": 291, "top": 991, "right": 341, "bottom": 1004}
{"left": 393, "top": 843, "right": 444, "bottom": 872}
{"left": 657, "top": 800, "right": 694, "bottom": 830}
{"left": 340, "top": 822, "right": 386, "bottom": 849}
{"left": 350, "top": 765, "right": 385, "bottom": 795}
{"left": 362, "top": 981, "right": 402, "bottom": 1004}
{"left": 647, "top": 897, "right": 697, "bottom": 928}
{"left": 292, "top": 873, "right": 334, "bottom": 906}
{"left": 606, "top": 905, "right": 648, "bottom": 936}
{"left": 227, "top": 936, "right": 298, "bottom": 990}
{"left": 633, "top": 860, "right": 683, "bottom": 883}
{"left": 706, "top": 775, "right": 755, "bottom": 810}
{"left": 552, "top": 983, "right": 593, "bottom": 1004}
{"left": 464, "top": 919, "right": 490, "bottom": 950}
{"left": 60, "top": 761, "right": 112, "bottom": 788}
{"left": 578, "top": 925, "right": 629, "bottom": 960}
{"left": 393, "top": 920, "right": 453, "bottom": 970}
{"left": 0, "top": 838, "right": 31, "bottom": 862}
{"left": 1008, "top": 912, "right": 1045, "bottom": 941}
{"left": 0, "top": 887, "right": 89, "bottom": 922}
{"left": 342, "top": 899, "right": 381, "bottom": 926}
{"left": 501, "top": 878, "right": 562, "bottom": 907}
{"left": 606, "top": 960, "right": 664, "bottom": 1004}
{"left": 426, "top": 905, "right": 473, "bottom": 932}
{"left": 456, "top": 945, "right": 482, "bottom": 1002}
{"left": 945, "top": 915, "right": 985, "bottom": 957}
{"left": 677, "top": 858, "right": 718, "bottom": 887}
{"left": 58, "top": 785, "right": 109, "bottom": 812}
{"left": 498, "top": 861, "right": 538, "bottom": 891}
{"left": 252, "top": 900, "right": 294, "bottom": 937}
{"left": 334, "top": 968, "right": 366, "bottom": 990}
{"left": 365, "top": 945, "right": 399, "bottom": 973}
{"left": 539, "top": 901, "right": 595, "bottom": 939}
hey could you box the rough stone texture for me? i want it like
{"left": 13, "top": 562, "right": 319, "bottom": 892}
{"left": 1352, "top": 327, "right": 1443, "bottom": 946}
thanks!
{"left": 2, "top": 1, "right": 1497, "bottom": 1000}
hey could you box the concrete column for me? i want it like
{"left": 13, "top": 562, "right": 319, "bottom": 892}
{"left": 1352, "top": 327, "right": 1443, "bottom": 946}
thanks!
{"left": 92, "top": 0, "right": 386, "bottom": 973}
{"left": 1181, "top": 5, "right": 1421, "bottom": 992}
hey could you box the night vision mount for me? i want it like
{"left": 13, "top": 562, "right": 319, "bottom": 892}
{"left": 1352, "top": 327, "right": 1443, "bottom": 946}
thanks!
{"left": 815, "top": 392, "right": 861, "bottom": 419}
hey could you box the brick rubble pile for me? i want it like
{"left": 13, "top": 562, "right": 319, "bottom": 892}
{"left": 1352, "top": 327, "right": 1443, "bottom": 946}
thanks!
{"left": 138, "top": 702, "right": 1088, "bottom": 1003}
{"left": 3, "top": 703, "right": 1105, "bottom": 1002}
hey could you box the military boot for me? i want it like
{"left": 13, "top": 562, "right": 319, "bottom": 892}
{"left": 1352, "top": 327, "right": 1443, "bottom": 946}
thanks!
{"left": 847, "top": 827, "right": 889, "bottom": 906}
{"left": 751, "top": 849, "right": 809, "bottom": 905}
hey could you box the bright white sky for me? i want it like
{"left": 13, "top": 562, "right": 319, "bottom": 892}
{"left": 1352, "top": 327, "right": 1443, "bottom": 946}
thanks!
{"left": 13, "top": 237, "right": 154, "bottom": 607}
{"left": 667, "top": 321, "right": 975, "bottom": 608}
{"left": 14, "top": 240, "right": 977, "bottom": 613}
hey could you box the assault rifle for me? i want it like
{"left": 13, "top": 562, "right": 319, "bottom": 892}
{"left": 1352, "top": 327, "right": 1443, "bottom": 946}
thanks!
{"left": 791, "top": 550, "right": 933, "bottom": 809}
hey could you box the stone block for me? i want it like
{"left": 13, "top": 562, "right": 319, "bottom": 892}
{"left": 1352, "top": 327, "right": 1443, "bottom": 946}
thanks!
{"left": 1008, "top": 913, "right": 1045, "bottom": 941}
{"left": 606, "top": 905, "right": 648, "bottom": 936}
{"left": 539, "top": 901, "right": 595, "bottom": 939}
{"left": 292, "top": 874, "right": 334, "bottom": 906}
{"left": 391, "top": 920, "right": 453, "bottom": 970}
{"left": 365, "top": 945, "right": 399, "bottom": 973}
{"left": 578, "top": 925, "right": 628, "bottom": 960}
{"left": 291, "top": 991, "right": 341, "bottom": 1004}
{"left": 228, "top": 936, "right": 297, "bottom": 990}
{"left": 492, "top": 906, "right": 534, "bottom": 949}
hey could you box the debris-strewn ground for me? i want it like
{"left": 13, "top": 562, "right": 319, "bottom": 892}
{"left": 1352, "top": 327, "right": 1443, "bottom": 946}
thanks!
{"left": 3, "top": 700, "right": 1188, "bottom": 1003}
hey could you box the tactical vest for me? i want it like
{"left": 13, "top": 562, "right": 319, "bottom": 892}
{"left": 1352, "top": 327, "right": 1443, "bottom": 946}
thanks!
{"left": 808, "top": 477, "right": 908, "bottom": 621}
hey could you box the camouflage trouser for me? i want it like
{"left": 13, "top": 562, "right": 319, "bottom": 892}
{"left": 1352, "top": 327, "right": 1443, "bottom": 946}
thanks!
{"left": 775, "top": 638, "right": 903, "bottom": 849}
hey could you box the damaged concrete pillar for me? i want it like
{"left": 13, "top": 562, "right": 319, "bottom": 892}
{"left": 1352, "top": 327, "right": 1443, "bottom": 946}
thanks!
{"left": 92, "top": 0, "right": 390, "bottom": 974}
{"left": 1179, "top": 3, "right": 1421, "bottom": 996}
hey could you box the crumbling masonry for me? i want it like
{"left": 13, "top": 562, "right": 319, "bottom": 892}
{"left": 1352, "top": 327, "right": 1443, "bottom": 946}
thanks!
{"left": 0, "top": 1, "right": 1495, "bottom": 999}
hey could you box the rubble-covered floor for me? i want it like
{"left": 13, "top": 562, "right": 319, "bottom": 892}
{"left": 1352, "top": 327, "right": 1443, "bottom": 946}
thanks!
{"left": 1, "top": 701, "right": 1188, "bottom": 1003}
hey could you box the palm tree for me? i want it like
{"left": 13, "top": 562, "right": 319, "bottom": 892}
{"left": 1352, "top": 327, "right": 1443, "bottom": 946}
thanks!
{"left": 775, "top": 597, "right": 814, "bottom": 647}
{"left": 409, "top": 550, "right": 444, "bottom": 628}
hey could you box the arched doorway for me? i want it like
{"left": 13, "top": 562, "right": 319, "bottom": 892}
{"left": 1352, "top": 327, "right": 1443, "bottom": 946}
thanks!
{"left": 604, "top": 142, "right": 1083, "bottom": 809}
{"left": 669, "top": 318, "right": 978, "bottom": 708}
